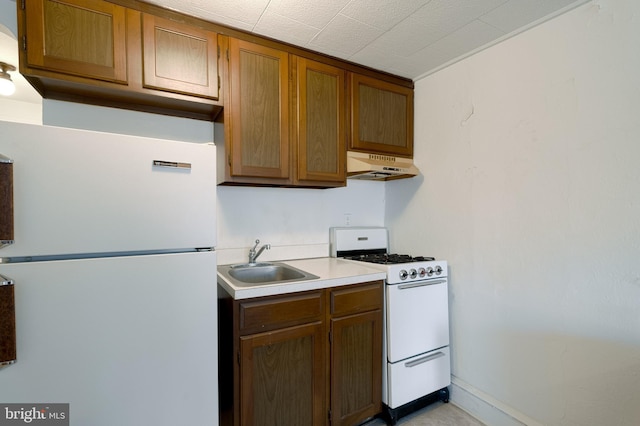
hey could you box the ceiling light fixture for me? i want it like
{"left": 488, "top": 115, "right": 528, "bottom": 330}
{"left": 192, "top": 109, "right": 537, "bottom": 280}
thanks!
{"left": 0, "top": 62, "right": 17, "bottom": 96}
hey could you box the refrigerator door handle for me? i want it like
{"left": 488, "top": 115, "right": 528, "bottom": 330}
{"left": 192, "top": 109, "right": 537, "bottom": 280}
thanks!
{"left": 152, "top": 160, "right": 192, "bottom": 170}
{"left": 0, "top": 154, "right": 14, "bottom": 249}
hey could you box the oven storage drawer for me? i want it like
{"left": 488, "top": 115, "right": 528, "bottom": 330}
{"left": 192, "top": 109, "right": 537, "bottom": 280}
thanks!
{"left": 387, "top": 346, "right": 450, "bottom": 409}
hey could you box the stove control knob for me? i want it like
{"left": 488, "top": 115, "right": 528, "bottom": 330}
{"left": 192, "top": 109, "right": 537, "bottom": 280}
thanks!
{"left": 434, "top": 265, "right": 443, "bottom": 275}
{"left": 418, "top": 267, "right": 427, "bottom": 278}
{"left": 399, "top": 270, "right": 409, "bottom": 280}
{"left": 426, "top": 267, "right": 434, "bottom": 277}
{"left": 409, "top": 269, "right": 418, "bottom": 279}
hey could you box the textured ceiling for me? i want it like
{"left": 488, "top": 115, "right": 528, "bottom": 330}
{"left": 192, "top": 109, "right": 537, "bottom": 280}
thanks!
{"left": 147, "top": 0, "right": 590, "bottom": 80}
{"left": 0, "top": 0, "right": 591, "bottom": 106}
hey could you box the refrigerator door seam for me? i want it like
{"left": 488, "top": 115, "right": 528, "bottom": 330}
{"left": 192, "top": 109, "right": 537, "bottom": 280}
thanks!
{"left": 0, "top": 247, "right": 215, "bottom": 264}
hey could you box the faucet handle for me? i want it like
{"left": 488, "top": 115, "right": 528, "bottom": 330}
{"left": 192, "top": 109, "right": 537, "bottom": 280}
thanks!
{"left": 250, "top": 239, "right": 260, "bottom": 252}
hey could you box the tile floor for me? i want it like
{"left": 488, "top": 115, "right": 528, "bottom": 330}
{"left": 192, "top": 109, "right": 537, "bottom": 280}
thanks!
{"left": 364, "top": 402, "right": 485, "bottom": 426}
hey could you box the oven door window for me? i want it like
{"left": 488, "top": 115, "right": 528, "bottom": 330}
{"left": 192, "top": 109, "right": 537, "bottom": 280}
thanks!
{"left": 386, "top": 279, "right": 449, "bottom": 363}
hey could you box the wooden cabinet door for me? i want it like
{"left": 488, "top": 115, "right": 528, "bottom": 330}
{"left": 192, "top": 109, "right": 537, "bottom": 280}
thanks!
{"left": 24, "top": 0, "right": 127, "bottom": 83}
{"left": 141, "top": 14, "right": 219, "bottom": 100}
{"left": 228, "top": 39, "right": 290, "bottom": 179}
{"left": 295, "top": 57, "right": 346, "bottom": 185}
{"left": 350, "top": 73, "right": 414, "bottom": 157}
{"left": 239, "top": 322, "right": 325, "bottom": 426}
{"left": 330, "top": 310, "right": 383, "bottom": 426}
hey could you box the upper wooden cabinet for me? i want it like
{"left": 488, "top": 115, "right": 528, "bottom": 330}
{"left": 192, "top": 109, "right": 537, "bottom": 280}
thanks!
{"left": 295, "top": 57, "right": 346, "bottom": 185}
{"left": 350, "top": 73, "right": 414, "bottom": 157}
{"left": 141, "top": 14, "right": 219, "bottom": 99}
{"left": 18, "top": 0, "right": 223, "bottom": 120}
{"left": 23, "top": 0, "right": 128, "bottom": 83}
{"left": 226, "top": 38, "right": 290, "bottom": 180}
{"left": 17, "top": 0, "right": 413, "bottom": 143}
{"left": 221, "top": 38, "right": 346, "bottom": 188}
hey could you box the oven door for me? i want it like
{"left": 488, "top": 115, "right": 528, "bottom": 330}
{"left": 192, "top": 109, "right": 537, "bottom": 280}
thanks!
{"left": 386, "top": 278, "right": 449, "bottom": 363}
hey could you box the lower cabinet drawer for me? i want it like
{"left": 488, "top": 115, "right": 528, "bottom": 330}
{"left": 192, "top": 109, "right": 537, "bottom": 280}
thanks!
{"left": 387, "top": 346, "right": 450, "bottom": 409}
{"left": 330, "top": 281, "right": 382, "bottom": 317}
{"left": 239, "top": 291, "right": 324, "bottom": 335}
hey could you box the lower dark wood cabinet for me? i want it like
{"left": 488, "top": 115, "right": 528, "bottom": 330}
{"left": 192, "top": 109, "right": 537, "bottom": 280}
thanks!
{"left": 240, "top": 322, "right": 325, "bottom": 426}
{"left": 219, "top": 281, "right": 383, "bottom": 426}
{"left": 331, "top": 310, "right": 382, "bottom": 426}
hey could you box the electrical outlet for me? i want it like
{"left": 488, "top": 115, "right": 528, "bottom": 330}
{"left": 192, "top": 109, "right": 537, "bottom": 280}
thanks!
{"left": 344, "top": 213, "right": 352, "bottom": 226}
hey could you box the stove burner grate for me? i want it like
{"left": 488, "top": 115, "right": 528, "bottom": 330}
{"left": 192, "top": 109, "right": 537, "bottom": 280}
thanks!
{"left": 344, "top": 253, "right": 435, "bottom": 264}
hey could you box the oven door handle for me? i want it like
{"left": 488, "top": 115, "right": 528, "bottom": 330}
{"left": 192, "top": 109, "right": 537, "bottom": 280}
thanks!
{"left": 405, "top": 351, "right": 445, "bottom": 368}
{"left": 398, "top": 279, "right": 447, "bottom": 290}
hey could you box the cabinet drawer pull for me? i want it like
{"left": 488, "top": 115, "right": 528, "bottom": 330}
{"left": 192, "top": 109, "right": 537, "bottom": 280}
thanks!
{"left": 405, "top": 351, "right": 445, "bottom": 368}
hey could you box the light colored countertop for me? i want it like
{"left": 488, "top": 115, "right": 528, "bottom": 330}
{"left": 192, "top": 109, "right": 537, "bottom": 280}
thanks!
{"left": 217, "top": 257, "right": 387, "bottom": 300}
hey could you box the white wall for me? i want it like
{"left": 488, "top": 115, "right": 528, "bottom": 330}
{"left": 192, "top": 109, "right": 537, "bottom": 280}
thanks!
{"left": 42, "top": 100, "right": 213, "bottom": 142}
{"left": 386, "top": 0, "right": 640, "bottom": 425}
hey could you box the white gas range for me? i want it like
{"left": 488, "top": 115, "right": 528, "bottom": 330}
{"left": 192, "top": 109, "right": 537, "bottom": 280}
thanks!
{"left": 330, "top": 227, "right": 451, "bottom": 425}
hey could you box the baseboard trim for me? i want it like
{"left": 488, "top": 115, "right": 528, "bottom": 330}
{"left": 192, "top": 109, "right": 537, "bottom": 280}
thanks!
{"left": 450, "top": 376, "right": 543, "bottom": 426}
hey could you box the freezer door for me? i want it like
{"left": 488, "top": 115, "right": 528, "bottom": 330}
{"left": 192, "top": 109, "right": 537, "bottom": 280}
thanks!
{"left": 0, "top": 121, "right": 216, "bottom": 257}
{"left": 0, "top": 251, "right": 218, "bottom": 426}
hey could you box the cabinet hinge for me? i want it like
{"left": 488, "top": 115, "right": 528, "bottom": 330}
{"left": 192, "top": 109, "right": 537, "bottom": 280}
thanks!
{"left": 20, "top": 0, "right": 25, "bottom": 10}
{"left": 328, "top": 410, "right": 332, "bottom": 422}
{"left": 21, "top": 35, "right": 27, "bottom": 52}
{"left": 328, "top": 331, "right": 332, "bottom": 344}
{"left": 218, "top": 75, "right": 221, "bottom": 90}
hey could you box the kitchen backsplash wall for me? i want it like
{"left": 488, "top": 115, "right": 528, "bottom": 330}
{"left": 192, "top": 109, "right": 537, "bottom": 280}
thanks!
{"left": 216, "top": 177, "right": 384, "bottom": 265}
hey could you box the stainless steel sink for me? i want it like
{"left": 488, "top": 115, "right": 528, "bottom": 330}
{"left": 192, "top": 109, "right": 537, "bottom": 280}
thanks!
{"left": 218, "top": 262, "right": 319, "bottom": 287}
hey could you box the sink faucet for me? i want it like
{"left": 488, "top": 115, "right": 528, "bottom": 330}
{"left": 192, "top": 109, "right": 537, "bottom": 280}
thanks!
{"left": 248, "top": 239, "right": 270, "bottom": 264}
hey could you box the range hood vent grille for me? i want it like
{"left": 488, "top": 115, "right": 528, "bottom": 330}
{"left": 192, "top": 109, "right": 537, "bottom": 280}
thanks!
{"left": 347, "top": 151, "right": 419, "bottom": 181}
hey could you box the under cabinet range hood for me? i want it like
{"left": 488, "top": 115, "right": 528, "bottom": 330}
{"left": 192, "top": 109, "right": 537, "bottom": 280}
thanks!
{"left": 347, "top": 151, "right": 419, "bottom": 181}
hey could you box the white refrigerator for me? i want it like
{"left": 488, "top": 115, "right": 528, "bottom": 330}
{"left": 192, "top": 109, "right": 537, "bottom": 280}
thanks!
{"left": 0, "top": 120, "right": 218, "bottom": 425}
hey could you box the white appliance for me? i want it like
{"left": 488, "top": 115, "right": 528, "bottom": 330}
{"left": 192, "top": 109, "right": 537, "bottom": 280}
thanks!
{"left": 0, "top": 120, "right": 218, "bottom": 426}
{"left": 330, "top": 227, "right": 450, "bottom": 425}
